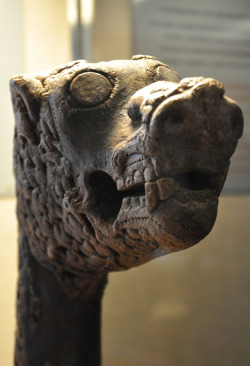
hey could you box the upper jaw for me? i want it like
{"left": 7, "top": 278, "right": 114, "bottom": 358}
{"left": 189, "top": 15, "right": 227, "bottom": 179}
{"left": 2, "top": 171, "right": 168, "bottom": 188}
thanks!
{"left": 114, "top": 152, "right": 224, "bottom": 215}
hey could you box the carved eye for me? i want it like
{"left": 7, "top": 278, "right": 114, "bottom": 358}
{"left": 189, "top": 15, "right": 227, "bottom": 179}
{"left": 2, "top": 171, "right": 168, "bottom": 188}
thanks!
{"left": 70, "top": 72, "right": 113, "bottom": 107}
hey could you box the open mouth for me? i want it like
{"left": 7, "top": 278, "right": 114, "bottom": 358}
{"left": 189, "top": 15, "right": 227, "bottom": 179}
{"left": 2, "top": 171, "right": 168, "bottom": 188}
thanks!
{"left": 87, "top": 169, "right": 217, "bottom": 224}
{"left": 174, "top": 171, "right": 215, "bottom": 190}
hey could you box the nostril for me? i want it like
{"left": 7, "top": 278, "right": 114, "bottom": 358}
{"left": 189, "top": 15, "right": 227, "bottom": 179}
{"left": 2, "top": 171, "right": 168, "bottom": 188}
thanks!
{"left": 170, "top": 113, "right": 185, "bottom": 125}
{"left": 149, "top": 99, "right": 187, "bottom": 139}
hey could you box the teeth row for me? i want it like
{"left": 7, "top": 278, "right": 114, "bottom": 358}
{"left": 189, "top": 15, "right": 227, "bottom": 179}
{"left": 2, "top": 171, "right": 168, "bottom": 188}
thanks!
{"left": 126, "top": 155, "right": 146, "bottom": 167}
{"left": 145, "top": 178, "right": 179, "bottom": 213}
{"left": 119, "top": 177, "right": 179, "bottom": 215}
{"left": 122, "top": 196, "right": 146, "bottom": 210}
{"left": 117, "top": 167, "right": 156, "bottom": 190}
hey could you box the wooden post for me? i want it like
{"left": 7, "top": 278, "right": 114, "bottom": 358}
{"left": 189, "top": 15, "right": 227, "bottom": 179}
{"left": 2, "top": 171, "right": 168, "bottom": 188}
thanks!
{"left": 15, "top": 234, "right": 107, "bottom": 366}
{"left": 11, "top": 56, "right": 243, "bottom": 366}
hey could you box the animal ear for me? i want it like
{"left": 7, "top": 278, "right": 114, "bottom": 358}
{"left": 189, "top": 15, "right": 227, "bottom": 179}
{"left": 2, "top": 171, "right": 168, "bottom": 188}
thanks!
{"left": 10, "top": 74, "right": 43, "bottom": 142}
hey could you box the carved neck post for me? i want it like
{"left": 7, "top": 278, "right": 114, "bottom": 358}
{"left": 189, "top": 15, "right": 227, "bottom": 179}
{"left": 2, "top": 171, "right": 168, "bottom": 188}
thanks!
{"left": 15, "top": 234, "right": 108, "bottom": 366}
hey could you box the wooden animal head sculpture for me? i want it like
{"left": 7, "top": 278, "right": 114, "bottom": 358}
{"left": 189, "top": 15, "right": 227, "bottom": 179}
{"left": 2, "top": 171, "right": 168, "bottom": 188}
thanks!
{"left": 11, "top": 55, "right": 243, "bottom": 366}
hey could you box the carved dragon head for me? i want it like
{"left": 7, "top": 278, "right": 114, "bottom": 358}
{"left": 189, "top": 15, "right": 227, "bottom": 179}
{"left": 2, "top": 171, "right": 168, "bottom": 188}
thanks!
{"left": 11, "top": 56, "right": 243, "bottom": 291}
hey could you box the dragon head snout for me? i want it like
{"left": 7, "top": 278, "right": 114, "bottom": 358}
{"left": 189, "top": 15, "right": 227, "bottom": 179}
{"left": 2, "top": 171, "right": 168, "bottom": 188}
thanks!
{"left": 128, "top": 77, "right": 243, "bottom": 159}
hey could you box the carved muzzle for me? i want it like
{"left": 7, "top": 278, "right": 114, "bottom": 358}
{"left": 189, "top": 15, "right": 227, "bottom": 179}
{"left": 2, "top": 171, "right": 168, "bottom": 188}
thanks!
{"left": 116, "top": 77, "right": 243, "bottom": 190}
{"left": 110, "top": 77, "right": 243, "bottom": 251}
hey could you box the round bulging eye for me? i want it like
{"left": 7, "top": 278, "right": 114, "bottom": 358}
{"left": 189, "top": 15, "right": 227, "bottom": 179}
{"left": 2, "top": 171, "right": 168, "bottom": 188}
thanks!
{"left": 70, "top": 72, "right": 113, "bottom": 107}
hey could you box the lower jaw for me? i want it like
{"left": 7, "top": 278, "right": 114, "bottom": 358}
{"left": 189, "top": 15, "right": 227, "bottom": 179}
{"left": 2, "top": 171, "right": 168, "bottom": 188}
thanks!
{"left": 113, "top": 189, "right": 218, "bottom": 251}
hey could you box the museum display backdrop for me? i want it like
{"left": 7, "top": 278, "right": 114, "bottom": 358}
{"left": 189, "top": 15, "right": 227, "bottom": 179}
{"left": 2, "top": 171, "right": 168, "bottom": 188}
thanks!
{"left": 132, "top": 0, "right": 250, "bottom": 193}
{"left": 11, "top": 55, "right": 243, "bottom": 365}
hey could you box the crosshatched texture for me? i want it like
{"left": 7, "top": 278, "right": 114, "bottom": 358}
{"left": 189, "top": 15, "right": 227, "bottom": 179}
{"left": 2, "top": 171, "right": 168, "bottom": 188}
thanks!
{"left": 11, "top": 56, "right": 243, "bottom": 366}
